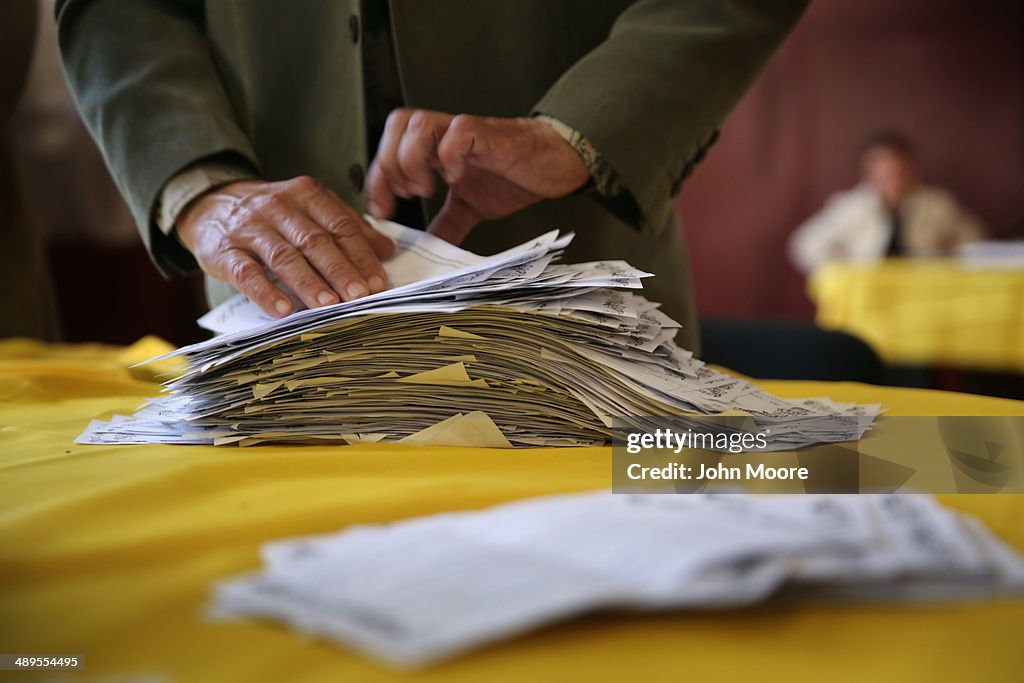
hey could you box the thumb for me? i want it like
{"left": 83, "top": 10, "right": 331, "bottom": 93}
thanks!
{"left": 426, "top": 190, "right": 482, "bottom": 246}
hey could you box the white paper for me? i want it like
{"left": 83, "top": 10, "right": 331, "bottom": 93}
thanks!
{"left": 211, "top": 491, "right": 1024, "bottom": 667}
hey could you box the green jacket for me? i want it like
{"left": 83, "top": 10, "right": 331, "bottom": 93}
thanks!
{"left": 57, "top": 0, "right": 807, "bottom": 351}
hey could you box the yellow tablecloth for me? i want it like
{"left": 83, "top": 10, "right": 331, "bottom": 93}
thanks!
{"left": 809, "top": 260, "right": 1024, "bottom": 371}
{"left": 1, "top": 338, "right": 1023, "bottom": 683}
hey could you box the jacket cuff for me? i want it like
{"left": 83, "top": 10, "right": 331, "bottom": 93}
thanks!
{"left": 533, "top": 113, "right": 645, "bottom": 230}
{"left": 533, "top": 114, "right": 623, "bottom": 198}
{"left": 151, "top": 155, "right": 260, "bottom": 275}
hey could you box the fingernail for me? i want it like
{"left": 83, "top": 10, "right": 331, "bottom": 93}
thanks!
{"left": 346, "top": 282, "right": 369, "bottom": 299}
{"left": 274, "top": 299, "right": 291, "bottom": 315}
{"left": 367, "top": 274, "right": 385, "bottom": 292}
{"left": 317, "top": 291, "right": 338, "bottom": 306}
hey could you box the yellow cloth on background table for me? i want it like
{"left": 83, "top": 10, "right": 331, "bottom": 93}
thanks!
{"left": 809, "top": 260, "right": 1024, "bottom": 371}
{"left": 1, "top": 339, "right": 1022, "bottom": 683}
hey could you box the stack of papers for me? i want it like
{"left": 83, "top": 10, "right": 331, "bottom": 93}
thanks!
{"left": 956, "top": 240, "right": 1024, "bottom": 269}
{"left": 77, "top": 219, "right": 880, "bottom": 448}
{"left": 212, "top": 491, "right": 1024, "bottom": 667}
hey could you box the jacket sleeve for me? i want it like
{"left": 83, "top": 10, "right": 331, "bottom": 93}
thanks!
{"left": 533, "top": 0, "right": 808, "bottom": 236}
{"left": 940, "top": 193, "right": 986, "bottom": 248}
{"left": 56, "top": 0, "right": 260, "bottom": 274}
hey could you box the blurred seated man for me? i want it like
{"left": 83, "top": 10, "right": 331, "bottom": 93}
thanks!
{"left": 789, "top": 131, "right": 984, "bottom": 274}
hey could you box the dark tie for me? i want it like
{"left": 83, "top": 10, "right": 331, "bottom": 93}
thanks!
{"left": 884, "top": 205, "right": 904, "bottom": 257}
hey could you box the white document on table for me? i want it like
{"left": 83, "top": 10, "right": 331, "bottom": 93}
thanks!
{"left": 211, "top": 492, "right": 1024, "bottom": 668}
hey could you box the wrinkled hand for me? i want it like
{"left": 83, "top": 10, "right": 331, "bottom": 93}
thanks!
{"left": 175, "top": 176, "right": 394, "bottom": 317}
{"left": 367, "top": 110, "right": 590, "bottom": 245}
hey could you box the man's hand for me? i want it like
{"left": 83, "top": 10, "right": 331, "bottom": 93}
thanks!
{"left": 175, "top": 176, "right": 395, "bottom": 317}
{"left": 367, "top": 110, "right": 590, "bottom": 245}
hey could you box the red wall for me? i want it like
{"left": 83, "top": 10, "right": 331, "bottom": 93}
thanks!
{"left": 679, "top": 0, "right": 1024, "bottom": 319}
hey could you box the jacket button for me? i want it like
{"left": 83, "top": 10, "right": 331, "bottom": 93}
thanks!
{"left": 348, "top": 15, "right": 360, "bottom": 43}
{"left": 349, "top": 163, "right": 365, "bottom": 192}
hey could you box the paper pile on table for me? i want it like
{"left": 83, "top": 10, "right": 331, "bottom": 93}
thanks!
{"left": 77, "top": 219, "right": 881, "bottom": 448}
{"left": 211, "top": 491, "right": 1024, "bottom": 667}
{"left": 956, "top": 240, "right": 1024, "bottom": 269}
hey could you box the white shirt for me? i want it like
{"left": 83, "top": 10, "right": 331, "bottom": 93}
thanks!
{"left": 788, "top": 184, "right": 984, "bottom": 274}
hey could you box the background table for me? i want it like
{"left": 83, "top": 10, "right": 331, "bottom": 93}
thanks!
{"left": 1, "top": 338, "right": 1023, "bottom": 683}
{"left": 809, "top": 260, "right": 1024, "bottom": 372}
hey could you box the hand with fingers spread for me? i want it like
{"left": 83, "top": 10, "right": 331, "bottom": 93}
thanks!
{"left": 367, "top": 109, "right": 591, "bottom": 245}
{"left": 175, "top": 176, "right": 395, "bottom": 318}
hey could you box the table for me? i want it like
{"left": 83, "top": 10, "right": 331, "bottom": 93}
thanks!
{"left": 808, "top": 260, "right": 1024, "bottom": 372}
{"left": 1, "top": 338, "right": 1023, "bottom": 683}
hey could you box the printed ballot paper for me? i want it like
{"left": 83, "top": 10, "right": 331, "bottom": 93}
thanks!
{"left": 210, "top": 491, "right": 1024, "bottom": 667}
{"left": 77, "top": 219, "right": 881, "bottom": 448}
